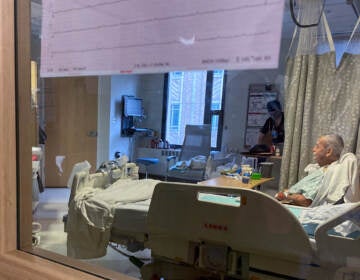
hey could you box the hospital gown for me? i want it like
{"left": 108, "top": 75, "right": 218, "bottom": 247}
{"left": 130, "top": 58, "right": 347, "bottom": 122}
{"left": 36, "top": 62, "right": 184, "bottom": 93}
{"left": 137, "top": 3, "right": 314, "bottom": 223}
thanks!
{"left": 288, "top": 167, "right": 325, "bottom": 201}
{"left": 311, "top": 153, "right": 359, "bottom": 206}
{"left": 288, "top": 153, "right": 359, "bottom": 207}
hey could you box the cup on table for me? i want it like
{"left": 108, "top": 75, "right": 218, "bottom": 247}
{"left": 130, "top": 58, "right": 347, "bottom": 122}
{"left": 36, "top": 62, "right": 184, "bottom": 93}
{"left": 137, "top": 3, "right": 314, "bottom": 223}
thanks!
{"left": 241, "top": 166, "right": 253, "bottom": 175}
{"left": 242, "top": 172, "right": 250, "bottom": 184}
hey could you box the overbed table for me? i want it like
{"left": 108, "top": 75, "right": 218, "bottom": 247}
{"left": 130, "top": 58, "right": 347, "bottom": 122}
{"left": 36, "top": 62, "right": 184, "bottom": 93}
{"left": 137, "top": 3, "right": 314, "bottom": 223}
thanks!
{"left": 199, "top": 176, "right": 274, "bottom": 190}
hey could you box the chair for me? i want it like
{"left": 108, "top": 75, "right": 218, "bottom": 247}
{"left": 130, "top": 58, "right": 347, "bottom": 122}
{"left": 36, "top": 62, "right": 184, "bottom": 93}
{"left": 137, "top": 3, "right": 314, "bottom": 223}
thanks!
{"left": 165, "top": 124, "right": 211, "bottom": 182}
{"left": 135, "top": 157, "right": 159, "bottom": 179}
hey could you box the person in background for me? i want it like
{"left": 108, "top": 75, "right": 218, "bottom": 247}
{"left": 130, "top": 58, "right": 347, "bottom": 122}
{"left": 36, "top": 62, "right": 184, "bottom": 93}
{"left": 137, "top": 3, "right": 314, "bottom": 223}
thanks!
{"left": 275, "top": 134, "right": 354, "bottom": 207}
{"left": 258, "top": 100, "right": 284, "bottom": 149}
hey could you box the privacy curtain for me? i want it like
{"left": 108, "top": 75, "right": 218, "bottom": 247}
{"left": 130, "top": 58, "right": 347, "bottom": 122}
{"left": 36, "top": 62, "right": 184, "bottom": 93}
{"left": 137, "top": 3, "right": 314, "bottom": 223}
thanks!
{"left": 280, "top": 0, "right": 360, "bottom": 190}
{"left": 330, "top": 28, "right": 360, "bottom": 157}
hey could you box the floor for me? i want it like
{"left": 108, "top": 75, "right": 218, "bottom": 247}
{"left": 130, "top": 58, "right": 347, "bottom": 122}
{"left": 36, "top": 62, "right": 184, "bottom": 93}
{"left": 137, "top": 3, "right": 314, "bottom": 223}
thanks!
{"left": 32, "top": 187, "right": 150, "bottom": 279}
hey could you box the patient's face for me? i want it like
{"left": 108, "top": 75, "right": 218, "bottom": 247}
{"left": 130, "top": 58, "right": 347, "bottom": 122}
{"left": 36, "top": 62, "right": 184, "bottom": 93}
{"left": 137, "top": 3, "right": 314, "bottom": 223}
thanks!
{"left": 312, "top": 137, "right": 329, "bottom": 166}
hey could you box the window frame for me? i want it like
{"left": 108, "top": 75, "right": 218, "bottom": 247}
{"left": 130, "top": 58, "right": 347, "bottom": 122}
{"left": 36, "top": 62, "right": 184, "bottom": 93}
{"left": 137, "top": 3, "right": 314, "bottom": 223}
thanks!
{"left": 161, "top": 70, "right": 226, "bottom": 150}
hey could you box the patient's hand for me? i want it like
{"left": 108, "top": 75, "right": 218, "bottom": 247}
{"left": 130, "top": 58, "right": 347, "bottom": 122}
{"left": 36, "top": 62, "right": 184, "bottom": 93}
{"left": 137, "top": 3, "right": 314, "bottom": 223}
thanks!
{"left": 275, "top": 191, "right": 288, "bottom": 201}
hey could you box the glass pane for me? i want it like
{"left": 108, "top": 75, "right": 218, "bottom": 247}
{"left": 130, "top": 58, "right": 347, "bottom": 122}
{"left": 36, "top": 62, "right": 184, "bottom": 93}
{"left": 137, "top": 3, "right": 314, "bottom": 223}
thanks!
{"left": 211, "top": 114, "right": 219, "bottom": 148}
{"left": 20, "top": 1, "right": 355, "bottom": 279}
{"left": 211, "top": 70, "right": 224, "bottom": 110}
{"left": 166, "top": 71, "right": 207, "bottom": 145}
{"left": 170, "top": 104, "right": 180, "bottom": 129}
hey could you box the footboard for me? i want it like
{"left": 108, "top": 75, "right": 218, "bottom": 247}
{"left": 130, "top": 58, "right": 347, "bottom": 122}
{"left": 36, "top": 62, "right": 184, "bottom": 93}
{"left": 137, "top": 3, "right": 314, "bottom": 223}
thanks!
{"left": 147, "top": 182, "right": 314, "bottom": 266}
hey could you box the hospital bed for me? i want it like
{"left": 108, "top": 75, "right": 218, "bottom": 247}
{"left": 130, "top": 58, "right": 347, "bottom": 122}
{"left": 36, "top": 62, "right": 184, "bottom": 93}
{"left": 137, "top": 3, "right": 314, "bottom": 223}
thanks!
{"left": 65, "top": 164, "right": 159, "bottom": 259}
{"left": 142, "top": 182, "right": 360, "bottom": 280}
{"left": 66, "top": 171, "right": 359, "bottom": 279}
{"left": 65, "top": 155, "right": 235, "bottom": 257}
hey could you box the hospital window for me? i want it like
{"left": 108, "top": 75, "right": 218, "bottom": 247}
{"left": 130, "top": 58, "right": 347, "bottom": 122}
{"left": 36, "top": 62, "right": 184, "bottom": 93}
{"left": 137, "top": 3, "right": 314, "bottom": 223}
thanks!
{"left": 169, "top": 104, "right": 181, "bottom": 129}
{"left": 164, "top": 70, "right": 225, "bottom": 150}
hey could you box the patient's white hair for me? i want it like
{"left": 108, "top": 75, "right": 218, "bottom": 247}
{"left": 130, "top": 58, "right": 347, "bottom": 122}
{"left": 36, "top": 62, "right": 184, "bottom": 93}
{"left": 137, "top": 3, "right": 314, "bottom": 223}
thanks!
{"left": 323, "top": 134, "right": 344, "bottom": 158}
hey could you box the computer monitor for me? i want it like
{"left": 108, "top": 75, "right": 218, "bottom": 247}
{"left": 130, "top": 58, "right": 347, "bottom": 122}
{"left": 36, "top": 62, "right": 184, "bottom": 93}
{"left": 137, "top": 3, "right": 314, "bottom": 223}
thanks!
{"left": 123, "top": 96, "right": 143, "bottom": 117}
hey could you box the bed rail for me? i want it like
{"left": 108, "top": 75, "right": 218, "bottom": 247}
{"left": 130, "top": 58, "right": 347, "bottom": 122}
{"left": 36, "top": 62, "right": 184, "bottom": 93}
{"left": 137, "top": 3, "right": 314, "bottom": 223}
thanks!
{"left": 147, "top": 182, "right": 314, "bottom": 266}
{"left": 315, "top": 202, "right": 360, "bottom": 268}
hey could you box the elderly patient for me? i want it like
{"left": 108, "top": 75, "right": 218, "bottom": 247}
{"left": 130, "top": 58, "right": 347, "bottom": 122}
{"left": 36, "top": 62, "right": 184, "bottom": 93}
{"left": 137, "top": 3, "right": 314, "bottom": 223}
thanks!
{"left": 275, "top": 134, "right": 359, "bottom": 207}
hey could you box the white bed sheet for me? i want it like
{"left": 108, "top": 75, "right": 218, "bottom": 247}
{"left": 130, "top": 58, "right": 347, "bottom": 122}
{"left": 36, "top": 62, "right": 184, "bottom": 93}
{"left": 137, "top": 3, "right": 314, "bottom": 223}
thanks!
{"left": 67, "top": 175, "right": 159, "bottom": 259}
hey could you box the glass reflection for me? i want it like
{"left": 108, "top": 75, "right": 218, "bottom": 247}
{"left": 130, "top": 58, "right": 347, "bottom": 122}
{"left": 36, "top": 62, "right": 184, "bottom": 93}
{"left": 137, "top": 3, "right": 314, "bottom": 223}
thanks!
{"left": 26, "top": 1, "right": 360, "bottom": 279}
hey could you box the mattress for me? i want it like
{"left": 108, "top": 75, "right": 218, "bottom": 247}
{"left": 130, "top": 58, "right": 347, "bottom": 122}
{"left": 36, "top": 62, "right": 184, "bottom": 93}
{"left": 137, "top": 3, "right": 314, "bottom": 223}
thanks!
{"left": 112, "top": 199, "right": 151, "bottom": 233}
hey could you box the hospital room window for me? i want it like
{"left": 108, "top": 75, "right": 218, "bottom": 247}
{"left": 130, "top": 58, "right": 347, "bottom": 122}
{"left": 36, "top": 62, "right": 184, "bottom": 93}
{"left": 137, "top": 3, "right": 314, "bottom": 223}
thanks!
{"left": 169, "top": 103, "right": 181, "bottom": 129}
{"left": 164, "top": 70, "right": 225, "bottom": 149}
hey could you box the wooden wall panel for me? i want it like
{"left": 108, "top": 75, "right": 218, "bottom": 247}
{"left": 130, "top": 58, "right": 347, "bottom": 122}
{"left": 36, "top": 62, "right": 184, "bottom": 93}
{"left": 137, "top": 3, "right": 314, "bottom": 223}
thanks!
{"left": 0, "top": 0, "right": 17, "bottom": 254}
{"left": 16, "top": 0, "right": 34, "bottom": 251}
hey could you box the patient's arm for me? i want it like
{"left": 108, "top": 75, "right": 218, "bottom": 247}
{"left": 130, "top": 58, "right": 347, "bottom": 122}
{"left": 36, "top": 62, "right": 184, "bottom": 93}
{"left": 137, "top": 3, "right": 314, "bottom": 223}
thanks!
{"left": 287, "top": 193, "right": 312, "bottom": 207}
{"left": 275, "top": 190, "right": 312, "bottom": 207}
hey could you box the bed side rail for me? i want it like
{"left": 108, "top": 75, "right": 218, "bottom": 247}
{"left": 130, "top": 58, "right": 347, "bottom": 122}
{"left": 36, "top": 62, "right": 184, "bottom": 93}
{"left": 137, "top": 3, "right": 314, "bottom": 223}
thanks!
{"left": 315, "top": 202, "right": 360, "bottom": 268}
{"left": 147, "top": 182, "right": 314, "bottom": 266}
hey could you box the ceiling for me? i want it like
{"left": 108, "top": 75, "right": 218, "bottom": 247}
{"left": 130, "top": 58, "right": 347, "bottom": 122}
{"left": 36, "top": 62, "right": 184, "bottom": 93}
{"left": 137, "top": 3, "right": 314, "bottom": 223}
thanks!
{"left": 31, "top": 1, "right": 360, "bottom": 40}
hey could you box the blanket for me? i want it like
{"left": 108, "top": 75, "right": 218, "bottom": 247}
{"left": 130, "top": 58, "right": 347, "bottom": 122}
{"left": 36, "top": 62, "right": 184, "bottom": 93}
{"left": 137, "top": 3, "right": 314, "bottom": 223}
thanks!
{"left": 287, "top": 203, "right": 360, "bottom": 238}
{"left": 66, "top": 176, "right": 160, "bottom": 259}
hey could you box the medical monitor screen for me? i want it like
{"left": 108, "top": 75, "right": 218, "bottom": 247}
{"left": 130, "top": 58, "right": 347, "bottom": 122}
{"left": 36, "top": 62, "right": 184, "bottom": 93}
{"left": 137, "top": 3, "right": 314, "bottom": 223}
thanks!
{"left": 123, "top": 96, "right": 143, "bottom": 117}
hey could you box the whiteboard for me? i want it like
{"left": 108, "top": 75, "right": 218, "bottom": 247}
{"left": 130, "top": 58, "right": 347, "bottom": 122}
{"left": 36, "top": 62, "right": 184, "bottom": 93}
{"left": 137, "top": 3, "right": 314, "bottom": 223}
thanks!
{"left": 248, "top": 92, "right": 278, "bottom": 114}
{"left": 245, "top": 127, "right": 260, "bottom": 148}
{"left": 247, "top": 113, "right": 269, "bottom": 127}
{"left": 245, "top": 84, "right": 278, "bottom": 147}
{"left": 40, "top": 0, "right": 285, "bottom": 77}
